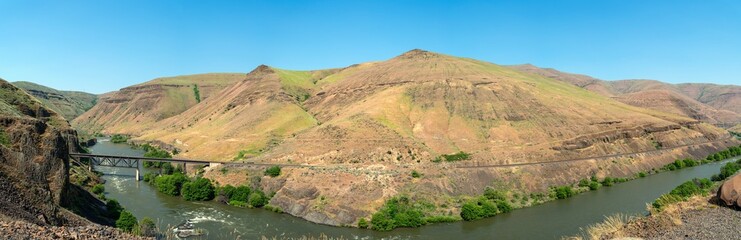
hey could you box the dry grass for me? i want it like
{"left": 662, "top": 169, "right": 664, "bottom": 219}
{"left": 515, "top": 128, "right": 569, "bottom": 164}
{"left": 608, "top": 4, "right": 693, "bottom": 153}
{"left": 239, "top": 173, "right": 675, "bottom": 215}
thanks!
{"left": 568, "top": 195, "right": 712, "bottom": 240}
{"left": 567, "top": 213, "right": 634, "bottom": 240}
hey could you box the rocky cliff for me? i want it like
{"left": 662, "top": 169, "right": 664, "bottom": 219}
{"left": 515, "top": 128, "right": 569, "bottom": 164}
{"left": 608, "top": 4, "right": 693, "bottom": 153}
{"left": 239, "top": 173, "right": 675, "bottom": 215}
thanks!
{"left": 0, "top": 79, "right": 141, "bottom": 238}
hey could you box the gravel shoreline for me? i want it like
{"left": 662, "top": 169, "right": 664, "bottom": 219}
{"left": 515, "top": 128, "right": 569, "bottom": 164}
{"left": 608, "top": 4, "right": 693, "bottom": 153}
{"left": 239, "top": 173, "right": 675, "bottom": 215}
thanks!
{"left": 583, "top": 195, "right": 741, "bottom": 240}
{"left": 0, "top": 220, "right": 151, "bottom": 240}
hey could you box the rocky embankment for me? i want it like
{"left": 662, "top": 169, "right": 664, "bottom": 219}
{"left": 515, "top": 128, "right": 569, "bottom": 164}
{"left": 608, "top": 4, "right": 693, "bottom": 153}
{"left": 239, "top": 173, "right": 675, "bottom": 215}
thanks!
{"left": 592, "top": 196, "right": 741, "bottom": 240}
{"left": 578, "top": 174, "right": 741, "bottom": 240}
{"left": 0, "top": 220, "right": 150, "bottom": 240}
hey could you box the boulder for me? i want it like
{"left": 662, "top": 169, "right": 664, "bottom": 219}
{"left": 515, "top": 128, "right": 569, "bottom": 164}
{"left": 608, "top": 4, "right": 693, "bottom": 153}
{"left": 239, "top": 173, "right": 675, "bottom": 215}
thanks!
{"left": 718, "top": 173, "right": 741, "bottom": 208}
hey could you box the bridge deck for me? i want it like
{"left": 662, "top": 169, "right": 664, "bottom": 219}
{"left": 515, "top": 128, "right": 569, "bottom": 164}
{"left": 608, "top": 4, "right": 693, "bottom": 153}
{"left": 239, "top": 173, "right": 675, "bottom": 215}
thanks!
{"left": 68, "top": 153, "right": 307, "bottom": 167}
{"left": 69, "top": 153, "right": 224, "bottom": 164}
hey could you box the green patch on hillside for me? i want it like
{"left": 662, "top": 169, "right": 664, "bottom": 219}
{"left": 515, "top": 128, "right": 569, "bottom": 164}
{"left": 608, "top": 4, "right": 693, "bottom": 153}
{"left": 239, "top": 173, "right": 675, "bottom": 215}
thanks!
{"left": 139, "top": 73, "right": 245, "bottom": 86}
{"left": 433, "top": 151, "right": 471, "bottom": 162}
{"left": 193, "top": 84, "right": 201, "bottom": 103}
{"left": 0, "top": 129, "right": 10, "bottom": 147}
{"left": 274, "top": 68, "right": 316, "bottom": 102}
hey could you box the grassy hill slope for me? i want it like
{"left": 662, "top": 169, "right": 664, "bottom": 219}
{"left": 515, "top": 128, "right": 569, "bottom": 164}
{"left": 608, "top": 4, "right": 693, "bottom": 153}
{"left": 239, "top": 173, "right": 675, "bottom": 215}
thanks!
{"left": 11, "top": 81, "right": 97, "bottom": 121}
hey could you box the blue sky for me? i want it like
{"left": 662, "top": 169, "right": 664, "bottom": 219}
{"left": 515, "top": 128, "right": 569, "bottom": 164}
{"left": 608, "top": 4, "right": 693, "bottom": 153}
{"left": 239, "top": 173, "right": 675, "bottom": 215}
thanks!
{"left": 0, "top": 0, "right": 739, "bottom": 93}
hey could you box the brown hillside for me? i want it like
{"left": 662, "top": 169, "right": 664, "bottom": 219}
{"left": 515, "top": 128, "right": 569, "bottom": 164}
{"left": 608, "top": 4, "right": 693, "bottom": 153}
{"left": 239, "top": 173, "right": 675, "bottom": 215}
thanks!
{"left": 72, "top": 73, "right": 245, "bottom": 135}
{"left": 508, "top": 64, "right": 741, "bottom": 127}
{"left": 76, "top": 50, "right": 740, "bottom": 227}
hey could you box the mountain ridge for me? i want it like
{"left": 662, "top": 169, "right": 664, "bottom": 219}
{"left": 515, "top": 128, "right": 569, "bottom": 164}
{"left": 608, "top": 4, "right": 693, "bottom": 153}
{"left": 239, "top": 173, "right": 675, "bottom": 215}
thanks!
{"left": 71, "top": 50, "right": 741, "bottom": 227}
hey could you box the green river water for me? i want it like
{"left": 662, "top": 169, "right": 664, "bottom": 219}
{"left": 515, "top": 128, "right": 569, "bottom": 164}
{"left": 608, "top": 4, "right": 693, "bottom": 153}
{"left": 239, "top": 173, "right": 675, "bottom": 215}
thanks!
{"left": 91, "top": 139, "right": 737, "bottom": 239}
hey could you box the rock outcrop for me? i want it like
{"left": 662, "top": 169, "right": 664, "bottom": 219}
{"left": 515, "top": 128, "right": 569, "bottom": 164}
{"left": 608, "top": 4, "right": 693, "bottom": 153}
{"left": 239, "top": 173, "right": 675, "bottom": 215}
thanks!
{"left": 718, "top": 173, "right": 741, "bottom": 208}
{"left": 0, "top": 79, "right": 141, "bottom": 238}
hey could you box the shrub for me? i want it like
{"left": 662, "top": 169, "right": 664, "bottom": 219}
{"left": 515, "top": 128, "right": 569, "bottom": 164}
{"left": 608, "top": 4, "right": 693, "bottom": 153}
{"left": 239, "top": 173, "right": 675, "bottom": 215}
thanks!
{"left": 230, "top": 186, "right": 251, "bottom": 202}
{"left": 161, "top": 163, "right": 175, "bottom": 175}
{"left": 601, "top": 177, "right": 614, "bottom": 187}
{"left": 697, "top": 178, "right": 713, "bottom": 189}
{"left": 137, "top": 217, "right": 156, "bottom": 237}
{"left": 460, "top": 201, "right": 484, "bottom": 221}
{"left": 669, "top": 181, "right": 702, "bottom": 198}
{"left": 219, "top": 185, "right": 237, "bottom": 199}
{"left": 248, "top": 190, "right": 268, "bottom": 207}
{"left": 652, "top": 193, "right": 683, "bottom": 210}
{"left": 424, "top": 215, "right": 460, "bottom": 223}
{"left": 143, "top": 172, "right": 157, "bottom": 183}
{"left": 105, "top": 199, "right": 123, "bottom": 219}
{"left": 460, "top": 197, "right": 498, "bottom": 221}
{"left": 92, "top": 184, "right": 105, "bottom": 195}
{"left": 495, "top": 200, "right": 513, "bottom": 213}
{"left": 265, "top": 166, "right": 281, "bottom": 177}
{"left": 229, "top": 200, "right": 248, "bottom": 208}
{"left": 553, "top": 186, "right": 574, "bottom": 199}
{"left": 411, "top": 170, "right": 421, "bottom": 178}
{"left": 370, "top": 196, "right": 427, "bottom": 231}
{"left": 682, "top": 158, "right": 698, "bottom": 167}
{"left": 483, "top": 187, "right": 507, "bottom": 201}
{"left": 154, "top": 174, "right": 189, "bottom": 196}
{"left": 590, "top": 175, "right": 599, "bottom": 182}
{"left": 578, "top": 179, "right": 590, "bottom": 187}
{"left": 588, "top": 181, "right": 601, "bottom": 190}
{"left": 264, "top": 204, "right": 283, "bottom": 213}
{"left": 638, "top": 172, "right": 647, "bottom": 178}
{"left": 110, "top": 134, "right": 129, "bottom": 143}
{"left": 143, "top": 148, "right": 172, "bottom": 159}
{"left": 435, "top": 151, "right": 471, "bottom": 162}
{"left": 0, "top": 129, "right": 10, "bottom": 147}
{"left": 716, "top": 162, "right": 741, "bottom": 181}
{"left": 182, "top": 178, "right": 215, "bottom": 201}
{"left": 115, "top": 210, "right": 138, "bottom": 232}
{"left": 358, "top": 218, "right": 369, "bottom": 229}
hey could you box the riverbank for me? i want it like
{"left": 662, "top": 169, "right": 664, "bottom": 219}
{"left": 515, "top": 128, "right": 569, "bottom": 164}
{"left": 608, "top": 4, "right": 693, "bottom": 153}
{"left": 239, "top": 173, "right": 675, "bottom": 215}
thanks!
{"left": 572, "top": 195, "right": 741, "bottom": 240}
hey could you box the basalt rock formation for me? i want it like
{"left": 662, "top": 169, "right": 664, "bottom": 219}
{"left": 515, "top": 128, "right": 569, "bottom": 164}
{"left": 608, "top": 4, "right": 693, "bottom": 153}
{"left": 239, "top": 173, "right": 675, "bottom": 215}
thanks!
{"left": 0, "top": 79, "right": 138, "bottom": 238}
{"left": 718, "top": 173, "right": 741, "bottom": 208}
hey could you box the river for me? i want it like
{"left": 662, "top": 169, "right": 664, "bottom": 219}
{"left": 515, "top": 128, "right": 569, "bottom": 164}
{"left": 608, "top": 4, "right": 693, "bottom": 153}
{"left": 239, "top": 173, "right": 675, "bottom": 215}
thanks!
{"left": 91, "top": 140, "right": 737, "bottom": 239}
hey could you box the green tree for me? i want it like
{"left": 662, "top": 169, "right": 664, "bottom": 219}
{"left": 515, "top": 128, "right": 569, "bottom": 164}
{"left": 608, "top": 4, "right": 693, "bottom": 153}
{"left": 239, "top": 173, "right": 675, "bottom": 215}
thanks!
{"left": 182, "top": 178, "right": 216, "bottom": 201}
{"left": 554, "top": 186, "right": 574, "bottom": 199}
{"left": 193, "top": 84, "right": 201, "bottom": 103}
{"left": 231, "top": 186, "right": 251, "bottom": 202}
{"left": 105, "top": 199, "right": 123, "bottom": 219}
{"left": 248, "top": 191, "right": 268, "bottom": 207}
{"left": 588, "top": 181, "right": 601, "bottom": 190}
{"left": 154, "top": 173, "right": 189, "bottom": 196}
{"left": 116, "top": 210, "right": 138, "bottom": 232}
{"left": 265, "top": 166, "right": 281, "bottom": 177}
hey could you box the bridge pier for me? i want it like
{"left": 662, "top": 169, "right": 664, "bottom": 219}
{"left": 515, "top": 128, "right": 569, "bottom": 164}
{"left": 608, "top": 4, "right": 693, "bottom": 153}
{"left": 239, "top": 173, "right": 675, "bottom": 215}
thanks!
{"left": 135, "top": 168, "right": 140, "bottom": 181}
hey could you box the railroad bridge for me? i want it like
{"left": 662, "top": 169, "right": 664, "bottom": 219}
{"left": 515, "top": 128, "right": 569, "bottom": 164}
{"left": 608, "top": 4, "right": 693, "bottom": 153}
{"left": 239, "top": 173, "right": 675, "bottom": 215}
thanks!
{"left": 69, "top": 153, "right": 225, "bottom": 180}
{"left": 68, "top": 153, "right": 306, "bottom": 180}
